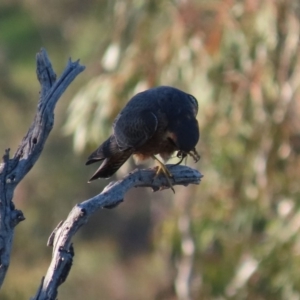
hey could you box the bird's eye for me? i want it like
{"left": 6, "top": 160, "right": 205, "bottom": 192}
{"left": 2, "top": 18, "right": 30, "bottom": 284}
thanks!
{"left": 188, "top": 94, "right": 198, "bottom": 114}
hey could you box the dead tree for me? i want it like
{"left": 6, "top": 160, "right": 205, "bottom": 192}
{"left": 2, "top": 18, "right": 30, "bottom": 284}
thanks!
{"left": 0, "top": 49, "right": 202, "bottom": 300}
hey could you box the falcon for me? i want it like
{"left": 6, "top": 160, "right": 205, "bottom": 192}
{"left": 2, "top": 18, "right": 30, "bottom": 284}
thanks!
{"left": 86, "top": 86, "right": 200, "bottom": 191}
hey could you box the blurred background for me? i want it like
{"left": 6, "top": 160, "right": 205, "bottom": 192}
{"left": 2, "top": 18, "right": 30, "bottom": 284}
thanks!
{"left": 1, "top": 0, "right": 300, "bottom": 299}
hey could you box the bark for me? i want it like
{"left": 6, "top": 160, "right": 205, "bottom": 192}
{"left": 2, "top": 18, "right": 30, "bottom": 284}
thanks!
{"left": 32, "top": 165, "right": 203, "bottom": 300}
{"left": 0, "top": 48, "right": 85, "bottom": 288}
{"left": 0, "top": 47, "right": 203, "bottom": 299}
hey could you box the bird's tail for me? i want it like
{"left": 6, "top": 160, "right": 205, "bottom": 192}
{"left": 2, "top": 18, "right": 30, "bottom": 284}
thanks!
{"left": 86, "top": 135, "right": 133, "bottom": 182}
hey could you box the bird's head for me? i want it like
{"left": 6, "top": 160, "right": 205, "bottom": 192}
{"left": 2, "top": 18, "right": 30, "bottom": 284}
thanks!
{"left": 168, "top": 117, "right": 200, "bottom": 153}
{"left": 187, "top": 94, "right": 198, "bottom": 116}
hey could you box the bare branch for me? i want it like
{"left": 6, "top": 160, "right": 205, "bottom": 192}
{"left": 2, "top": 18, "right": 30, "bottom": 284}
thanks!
{"left": 0, "top": 48, "right": 85, "bottom": 288}
{"left": 13, "top": 50, "right": 85, "bottom": 184}
{"left": 32, "top": 165, "right": 203, "bottom": 300}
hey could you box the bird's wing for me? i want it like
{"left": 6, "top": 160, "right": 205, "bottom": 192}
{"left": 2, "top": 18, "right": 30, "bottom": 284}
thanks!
{"left": 113, "top": 110, "right": 158, "bottom": 150}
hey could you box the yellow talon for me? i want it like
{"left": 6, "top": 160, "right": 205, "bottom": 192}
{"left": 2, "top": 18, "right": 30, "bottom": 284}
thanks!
{"left": 152, "top": 155, "right": 175, "bottom": 193}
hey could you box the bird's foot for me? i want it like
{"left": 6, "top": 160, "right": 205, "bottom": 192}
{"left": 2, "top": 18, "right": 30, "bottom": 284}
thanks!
{"left": 175, "top": 151, "right": 187, "bottom": 165}
{"left": 154, "top": 164, "right": 175, "bottom": 193}
{"left": 188, "top": 148, "right": 200, "bottom": 162}
{"left": 176, "top": 148, "right": 200, "bottom": 164}
{"left": 152, "top": 155, "right": 175, "bottom": 193}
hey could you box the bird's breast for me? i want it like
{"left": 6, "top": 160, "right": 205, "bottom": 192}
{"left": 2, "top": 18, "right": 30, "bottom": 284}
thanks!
{"left": 133, "top": 128, "right": 177, "bottom": 161}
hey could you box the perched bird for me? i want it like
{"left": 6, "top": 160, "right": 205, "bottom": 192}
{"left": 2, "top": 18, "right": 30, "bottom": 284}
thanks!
{"left": 86, "top": 86, "right": 200, "bottom": 190}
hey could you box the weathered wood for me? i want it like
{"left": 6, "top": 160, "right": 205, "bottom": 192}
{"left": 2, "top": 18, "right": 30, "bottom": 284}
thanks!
{"left": 32, "top": 165, "right": 202, "bottom": 300}
{"left": 0, "top": 47, "right": 203, "bottom": 299}
{"left": 0, "top": 48, "right": 85, "bottom": 288}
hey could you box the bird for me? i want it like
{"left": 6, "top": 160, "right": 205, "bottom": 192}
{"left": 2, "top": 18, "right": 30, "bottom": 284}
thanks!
{"left": 86, "top": 86, "right": 200, "bottom": 191}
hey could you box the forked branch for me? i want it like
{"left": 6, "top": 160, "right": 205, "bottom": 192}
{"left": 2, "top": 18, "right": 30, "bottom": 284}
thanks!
{"left": 32, "top": 165, "right": 203, "bottom": 300}
{"left": 0, "top": 49, "right": 84, "bottom": 288}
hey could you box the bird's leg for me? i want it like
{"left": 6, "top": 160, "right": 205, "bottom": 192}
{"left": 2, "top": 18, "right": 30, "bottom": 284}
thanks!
{"left": 152, "top": 155, "right": 175, "bottom": 193}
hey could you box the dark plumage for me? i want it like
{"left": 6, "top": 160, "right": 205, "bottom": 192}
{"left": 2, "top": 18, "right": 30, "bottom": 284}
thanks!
{"left": 86, "top": 86, "right": 200, "bottom": 182}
